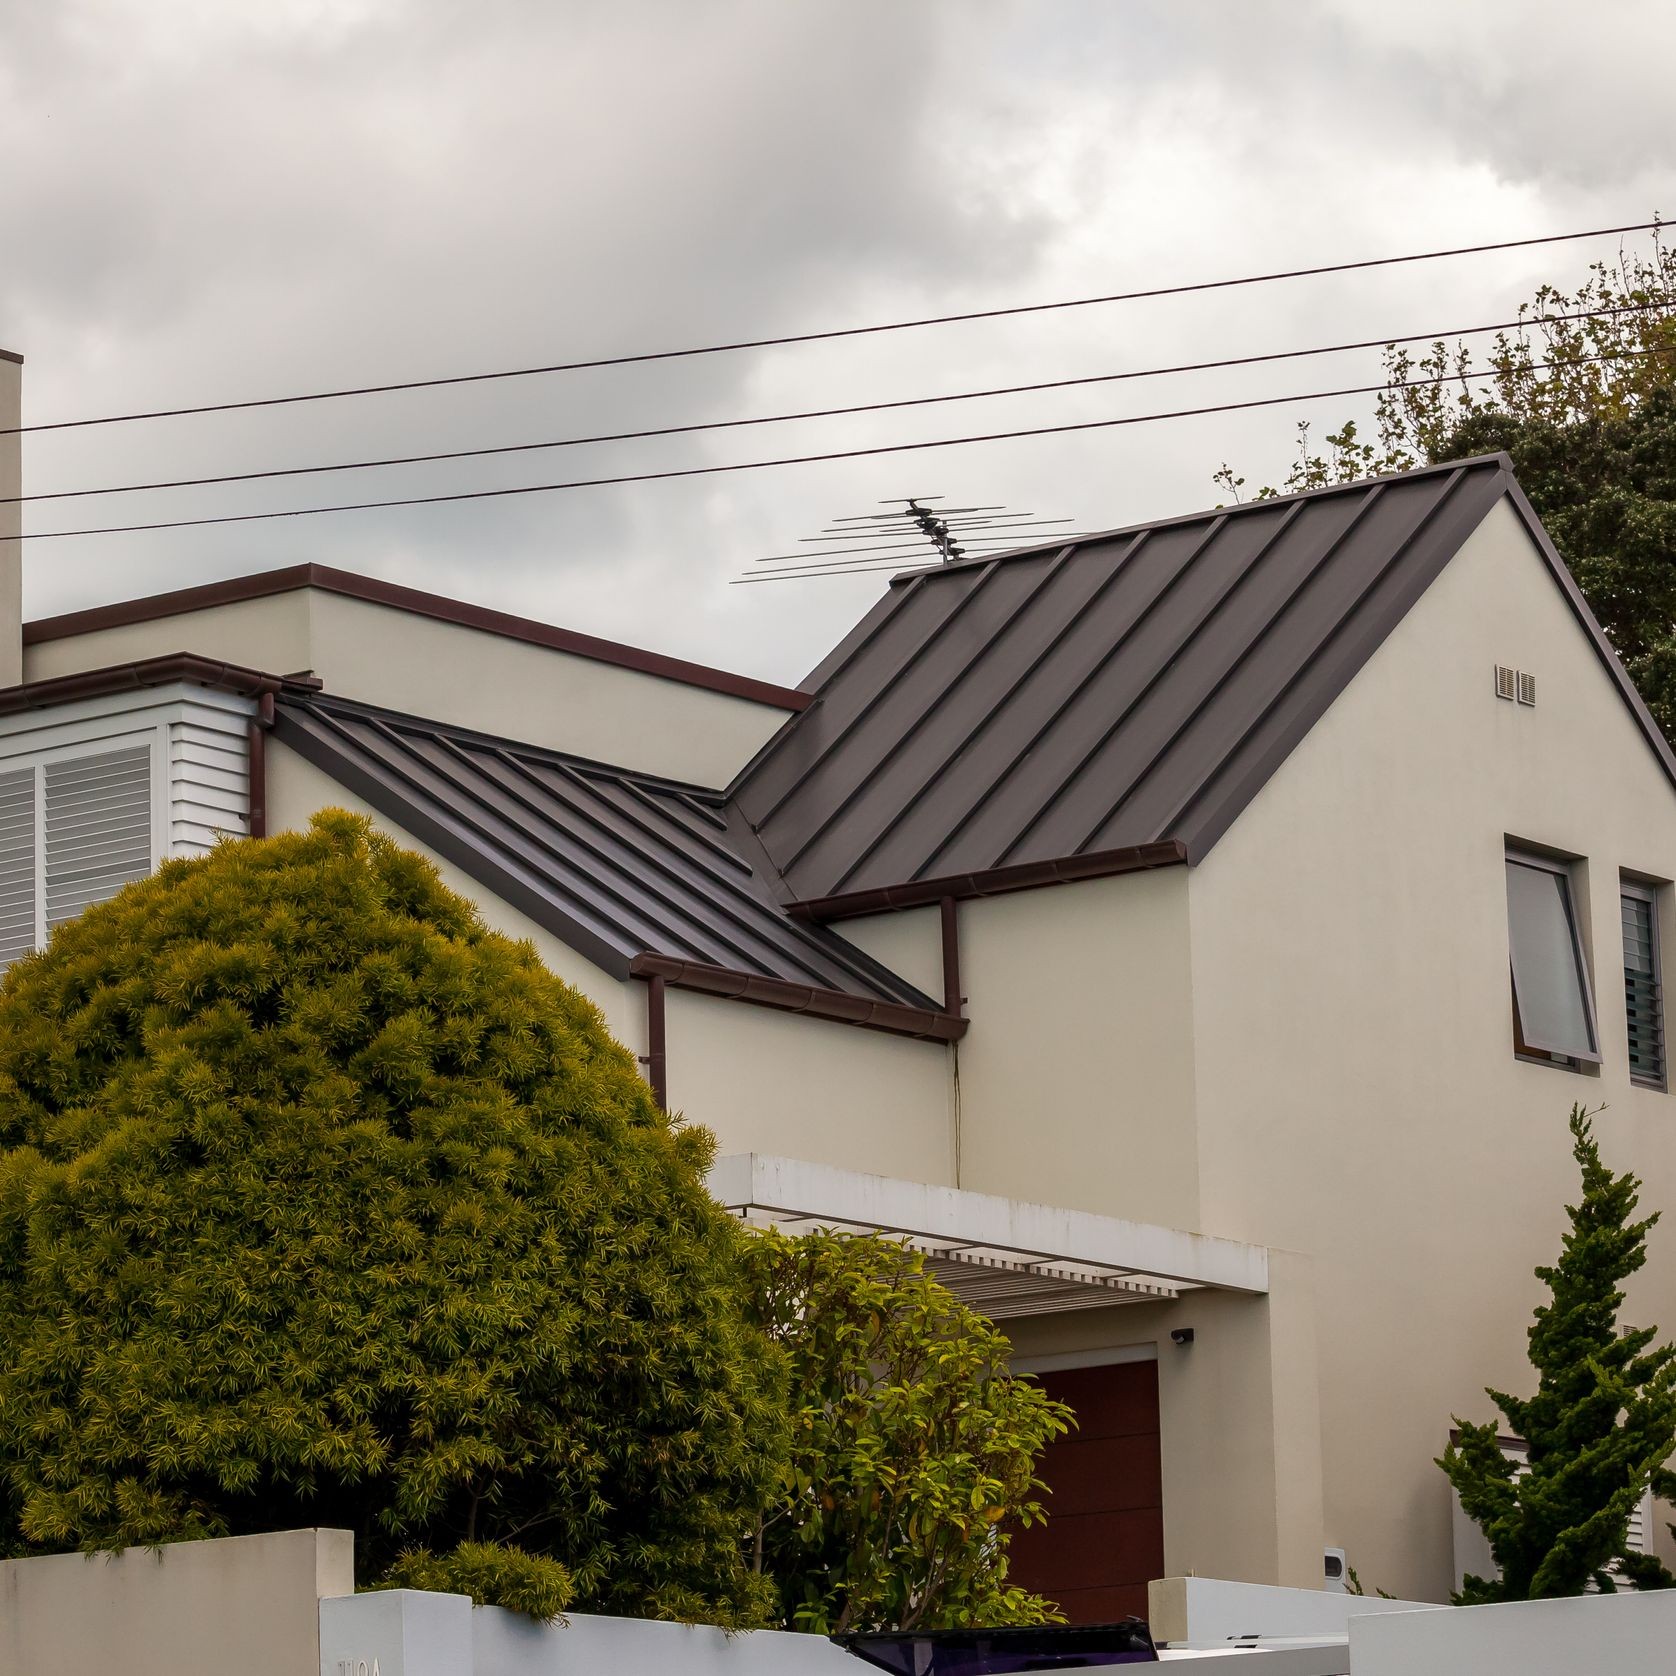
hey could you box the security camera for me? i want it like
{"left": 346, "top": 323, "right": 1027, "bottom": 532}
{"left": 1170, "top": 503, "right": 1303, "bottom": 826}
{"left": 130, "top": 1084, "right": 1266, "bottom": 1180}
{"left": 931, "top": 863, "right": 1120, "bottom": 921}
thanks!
{"left": 1170, "top": 1327, "right": 1195, "bottom": 1347}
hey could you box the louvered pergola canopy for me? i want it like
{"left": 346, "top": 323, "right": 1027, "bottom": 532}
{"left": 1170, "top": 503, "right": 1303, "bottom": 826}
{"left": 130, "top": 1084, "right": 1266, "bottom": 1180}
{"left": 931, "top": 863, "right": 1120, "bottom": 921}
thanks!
{"left": 707, "top": 1154, "right": 1268, "bottom": 1319}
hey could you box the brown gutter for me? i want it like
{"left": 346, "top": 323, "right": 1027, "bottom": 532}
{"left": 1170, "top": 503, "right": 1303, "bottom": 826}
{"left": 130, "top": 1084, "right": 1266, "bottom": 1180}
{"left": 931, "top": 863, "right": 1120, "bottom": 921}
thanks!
{"left": 24, "top": 564, "right": 811, "bottom": 713}
{"left": 0, "top": 652, "right": 322, "bottom": 719}
{"left": 789, "top": 839, "right": 1189, "bottom": 921}
{"left": 629, "top": 952, "right": 966, "bottom": 1043}
{"left": 639, "top": 973, "right": 669, "bottom": 1109}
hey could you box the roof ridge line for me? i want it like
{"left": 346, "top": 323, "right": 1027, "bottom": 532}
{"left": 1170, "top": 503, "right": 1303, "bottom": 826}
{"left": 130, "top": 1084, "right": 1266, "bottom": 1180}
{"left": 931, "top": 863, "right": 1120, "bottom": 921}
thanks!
{"left": 880, "top": 452, "right": 1514, "bottom": 585}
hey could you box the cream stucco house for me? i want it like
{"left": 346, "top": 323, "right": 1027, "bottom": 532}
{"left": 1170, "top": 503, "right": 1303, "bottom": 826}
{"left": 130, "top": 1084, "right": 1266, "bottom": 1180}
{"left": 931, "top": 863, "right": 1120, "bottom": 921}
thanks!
{"left": 2, "top": 349, "right": 1674, "bottom": 1611}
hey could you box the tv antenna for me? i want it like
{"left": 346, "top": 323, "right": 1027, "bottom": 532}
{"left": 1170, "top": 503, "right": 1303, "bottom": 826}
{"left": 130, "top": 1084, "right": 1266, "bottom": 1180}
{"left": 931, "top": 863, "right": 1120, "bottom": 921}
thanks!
{"left": 737, "top": 496, "right": 1088, "bottom": 584}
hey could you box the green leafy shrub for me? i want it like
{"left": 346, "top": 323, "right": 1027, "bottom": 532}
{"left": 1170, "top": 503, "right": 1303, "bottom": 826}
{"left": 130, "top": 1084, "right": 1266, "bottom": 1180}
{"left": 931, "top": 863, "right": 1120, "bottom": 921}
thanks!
{"left": 741, "top": 1228, "right": 1072, "bottom": 1632}
{"left": 0, "top": 812, "right": 784, "bottom": 1623}
{"left": 381, "top": 1541, "right": 574, "bottom": 1622}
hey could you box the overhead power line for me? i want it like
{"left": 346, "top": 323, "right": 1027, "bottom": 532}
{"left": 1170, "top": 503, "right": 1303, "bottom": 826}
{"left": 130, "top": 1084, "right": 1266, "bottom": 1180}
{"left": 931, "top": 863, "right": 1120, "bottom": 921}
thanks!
{"left": 16, "top": 342, "right": 1671, "bottom": 546}
{"left": 4, "top": 301, "right": 1661, "bottom": 508}
{"left": 1, "top": 219, "right": 1661, "bottom": 438}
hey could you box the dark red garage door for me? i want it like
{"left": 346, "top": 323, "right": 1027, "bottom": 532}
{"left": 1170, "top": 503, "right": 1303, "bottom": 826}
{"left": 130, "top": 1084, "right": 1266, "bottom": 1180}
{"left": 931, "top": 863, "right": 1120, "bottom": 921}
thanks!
{"left": 1006, "top": 1359, "right": 1165, "bottom": 1623}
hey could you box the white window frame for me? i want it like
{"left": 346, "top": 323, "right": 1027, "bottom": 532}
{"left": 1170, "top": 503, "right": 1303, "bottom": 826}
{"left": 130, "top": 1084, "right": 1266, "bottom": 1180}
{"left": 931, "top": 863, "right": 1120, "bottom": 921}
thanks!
{"left": 0, "top": 724, "right": 165, "bottom": 954}
{"left": 1506, "top": 846, "right": 1600, "bottom": 1068}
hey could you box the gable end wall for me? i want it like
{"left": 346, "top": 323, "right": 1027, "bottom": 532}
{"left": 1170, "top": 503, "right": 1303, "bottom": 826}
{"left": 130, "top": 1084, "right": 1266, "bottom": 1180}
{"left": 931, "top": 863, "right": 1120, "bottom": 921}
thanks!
{"left": 1184, "top": 493, "right": 1676, "bottom": 1599}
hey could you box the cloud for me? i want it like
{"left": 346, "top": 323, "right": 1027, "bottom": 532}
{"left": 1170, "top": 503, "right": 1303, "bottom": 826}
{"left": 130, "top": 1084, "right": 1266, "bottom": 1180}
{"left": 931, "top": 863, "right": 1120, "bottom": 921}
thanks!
{"left": 1, "top": 0, "right": 1669, "bottom": 684}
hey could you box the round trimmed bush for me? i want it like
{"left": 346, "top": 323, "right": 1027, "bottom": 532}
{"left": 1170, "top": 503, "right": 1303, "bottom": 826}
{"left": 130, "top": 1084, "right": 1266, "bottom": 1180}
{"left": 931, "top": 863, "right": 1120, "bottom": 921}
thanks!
{"left": 0, "top": 812, "right": 783, "bottom": 1621}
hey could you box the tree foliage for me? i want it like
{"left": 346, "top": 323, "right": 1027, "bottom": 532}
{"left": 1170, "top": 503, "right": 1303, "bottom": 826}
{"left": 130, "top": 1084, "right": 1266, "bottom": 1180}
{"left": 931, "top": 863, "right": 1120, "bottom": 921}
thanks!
{"left": 1212, "top": 224, "right": 1676, "bottom": 739}
{"left": 1438, "top": 1107, "right": 1676, "bottom": 1602}
{"left": 741, "top": 1228, "right": 1072, "bottom": 1633}
{"left": 0, "top": 812, "right": 785, "bottom": 1623}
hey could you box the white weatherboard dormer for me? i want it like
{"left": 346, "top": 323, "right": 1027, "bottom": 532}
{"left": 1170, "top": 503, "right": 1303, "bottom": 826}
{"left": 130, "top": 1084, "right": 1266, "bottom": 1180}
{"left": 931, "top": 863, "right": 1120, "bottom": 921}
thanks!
{"left": 0, "top": 679, "right": 257, "bottom": 967}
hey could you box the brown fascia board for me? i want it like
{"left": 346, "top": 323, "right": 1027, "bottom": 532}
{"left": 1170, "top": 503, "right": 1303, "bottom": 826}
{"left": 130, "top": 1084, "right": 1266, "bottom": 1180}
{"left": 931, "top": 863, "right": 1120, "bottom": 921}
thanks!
{"left": 0, "top": 652, "right": 322, "bottom": 719}
{"left": 24, "top": 563, "right": 812, "bottom": 714}
{"left": 790, "top": 840, "right": 1189, "bottom": 920}
{"left": 0, "top": 347, "right": 22, "bottom": 366}
{"left": 630, "top": 953, "right": 966, "bottom": 1042}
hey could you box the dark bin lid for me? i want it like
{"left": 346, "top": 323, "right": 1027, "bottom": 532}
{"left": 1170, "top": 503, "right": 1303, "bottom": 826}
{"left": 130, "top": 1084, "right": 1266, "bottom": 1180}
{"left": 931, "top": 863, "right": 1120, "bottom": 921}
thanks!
{"left": 833, "top": 1621, "right": 1157, "bottom": 1675}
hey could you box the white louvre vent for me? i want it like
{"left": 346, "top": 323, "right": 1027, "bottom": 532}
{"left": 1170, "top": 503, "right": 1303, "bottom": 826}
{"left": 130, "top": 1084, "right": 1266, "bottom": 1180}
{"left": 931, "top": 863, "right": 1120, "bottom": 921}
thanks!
{"left": 0, "top": 767, "right": 36, "bottom": 966}
{"left": 1495, "top": 665, "right": 1517, "bottom": 700}
{"left": 43, "top": 745, "right": 152, "bottom": 928}
{"left": 1517, "top": 671, "right": 1537, "bottom": 706}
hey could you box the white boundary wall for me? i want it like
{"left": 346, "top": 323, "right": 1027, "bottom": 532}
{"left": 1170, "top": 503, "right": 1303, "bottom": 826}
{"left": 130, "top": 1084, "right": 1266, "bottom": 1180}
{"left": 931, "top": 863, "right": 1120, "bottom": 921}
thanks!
{"left": 0, "top": 1528, "right": 352, "bottom": 1676}
{"left": 1349, "top": 1588, "right": 1676, "bottom": 1675}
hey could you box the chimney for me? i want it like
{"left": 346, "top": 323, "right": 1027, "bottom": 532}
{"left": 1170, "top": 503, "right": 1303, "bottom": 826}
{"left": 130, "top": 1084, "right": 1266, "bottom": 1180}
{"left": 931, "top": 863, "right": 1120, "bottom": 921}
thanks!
{"left": 0, "top": 348, "right": 19, "bottom": 688}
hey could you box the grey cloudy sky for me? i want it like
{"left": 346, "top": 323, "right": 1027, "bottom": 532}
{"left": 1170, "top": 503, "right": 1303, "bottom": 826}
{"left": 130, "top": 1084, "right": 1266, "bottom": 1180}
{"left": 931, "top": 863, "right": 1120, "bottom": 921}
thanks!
{"left": 3, "top": 0, "right": 1672, "bottom": 684}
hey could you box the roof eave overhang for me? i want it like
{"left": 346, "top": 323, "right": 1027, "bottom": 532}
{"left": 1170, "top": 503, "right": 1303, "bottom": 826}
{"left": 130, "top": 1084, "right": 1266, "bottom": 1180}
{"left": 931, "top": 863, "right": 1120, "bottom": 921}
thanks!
{"left": 631, "top": 953, "right": 965, "bottom": 1042}
{"left": 709, "top": 1153, "right": 1270, "bottom": 1315}
{"left": 0, "top": 652, "right": 322, "bottom": 719}
{"left": 788, "top": 839, "right": 1189, "bottom": 921}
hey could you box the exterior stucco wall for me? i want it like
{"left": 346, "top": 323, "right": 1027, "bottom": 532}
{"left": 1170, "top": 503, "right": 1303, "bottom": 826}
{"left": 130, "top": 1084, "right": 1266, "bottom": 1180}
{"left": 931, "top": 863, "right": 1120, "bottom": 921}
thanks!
{"left": 0, "top": 1528, "right": 352, "bottom": 1676}
{"left": 24, "top": 590, "right": 315, "bottom": 686}
{"left": 828, "top": 904, "right": 945, "bottom": 1003}
{"left": 25, "top": 587, "right": 792, "bottom": 785}
{"left": 663, "top": 988, "right": 955, "bottom": 1183}
{"left": 306, "top": 594, "right": 790, "bottom": 784}
{"left": 952, "top": 867, "right": 1200, "bottom": 1228}
{"left": 1003, "top": 1246, "right": 1324, "bottom": 1591}
{"left": 1186, "top": 496, "right": 1676, "bottom": 1599}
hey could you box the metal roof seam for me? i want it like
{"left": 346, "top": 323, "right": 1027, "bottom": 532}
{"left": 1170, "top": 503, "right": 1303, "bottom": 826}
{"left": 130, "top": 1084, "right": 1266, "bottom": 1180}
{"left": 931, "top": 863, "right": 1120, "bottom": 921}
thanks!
{"left": 982, "top": 497, "right": 1331, "bottom": 870}
{"left": 602, "top": 773, "right": 752, "bottom": 875}
{"left": 735, "top": 460, "right": 1532, "bottom": 906}
{"left": 338, "top": 710, "right": 713, "bottom": 965}
{"left": 1147, "top": 466, "right": 1479, "bottom": 847}
{"left": 766, "top": 544, "right": 1087, "bottom": 890}
{"left": 905, "top": 510, "right": 1251, "bottom": 884}
{"left": 813, "top": 529, "right": 1157, "bottom": 898}
{"left": 276, "top": 693, "right": 936, "bottom": 1012}
{"left": 1051, "top": 478, "right": 1406, "bottom": 859}
{"left": 485, "top": 753, "right": 913, "bottom": 996}
{"left": 793, "top": 568, "right": 932, "bottom": 695}
{"left": 415, "top": 730, "right": 784, "bottom": 978}
{"left": 1169, "top": 472, "right": 1507, "bottom": 861}
{"left": 270, "top": 707, "right": 638, "bottom": 979}
{"left": 752, "top": 559, "right": 1009, "bottom": 834}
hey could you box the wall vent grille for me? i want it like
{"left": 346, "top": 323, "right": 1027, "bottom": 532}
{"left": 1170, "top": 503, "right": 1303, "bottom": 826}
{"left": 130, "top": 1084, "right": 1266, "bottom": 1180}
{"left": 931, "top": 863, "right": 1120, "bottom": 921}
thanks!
{"left": 1495, "top": 665, "right": 1517, "bottom": 700}
{"left": 1517, "top": 671, "right": 1537, "bottom": 706}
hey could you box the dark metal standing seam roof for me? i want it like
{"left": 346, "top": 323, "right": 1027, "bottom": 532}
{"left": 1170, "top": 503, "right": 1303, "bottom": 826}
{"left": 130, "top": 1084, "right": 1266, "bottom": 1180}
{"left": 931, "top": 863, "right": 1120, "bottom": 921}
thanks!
{"left": 271, "top": 693, "right": 960, "bottom": 1041}
{"left": 732, "top": 455, "right": 1676, "bottom": 915}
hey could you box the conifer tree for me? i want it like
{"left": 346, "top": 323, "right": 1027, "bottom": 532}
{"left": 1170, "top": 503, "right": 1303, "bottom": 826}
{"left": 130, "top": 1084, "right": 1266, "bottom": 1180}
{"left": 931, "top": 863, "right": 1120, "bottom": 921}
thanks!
{"left": 1439, "top": 1106, "right": 1676, "bottom": 1601}
{"left": 0, "top": 813, "right": 784, "bottom": 1622}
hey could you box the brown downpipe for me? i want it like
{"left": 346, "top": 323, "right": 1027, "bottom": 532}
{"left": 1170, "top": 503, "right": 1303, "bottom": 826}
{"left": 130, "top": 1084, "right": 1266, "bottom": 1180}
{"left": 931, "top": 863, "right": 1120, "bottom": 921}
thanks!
{"left": 640, "top": 973, "right": 668, "bottom": 1110}
{"left": 248, "top": 690, "right": 276, "bottom": 839}
{"left": 940, "top": 895, "right": 965, "bottom": 1187}
{"left": 939, "top": 895, "right": 963, "bottom": 1017}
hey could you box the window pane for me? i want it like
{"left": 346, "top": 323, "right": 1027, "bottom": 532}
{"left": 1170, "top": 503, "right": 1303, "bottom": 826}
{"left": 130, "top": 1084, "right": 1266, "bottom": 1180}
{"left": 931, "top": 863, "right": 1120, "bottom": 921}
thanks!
{"left": 1507, "top": 860, "right": 1596, "bottom": 1058}
{"left": 1622, "top": 890, "right": 1666, "bottom": 1087}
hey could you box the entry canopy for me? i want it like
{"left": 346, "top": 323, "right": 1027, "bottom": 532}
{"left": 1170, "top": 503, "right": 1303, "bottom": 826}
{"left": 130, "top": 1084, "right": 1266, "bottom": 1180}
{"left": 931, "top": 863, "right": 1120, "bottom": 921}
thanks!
{"left": 707, "top": 1154, "right": 1268, "bottom": 1318}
